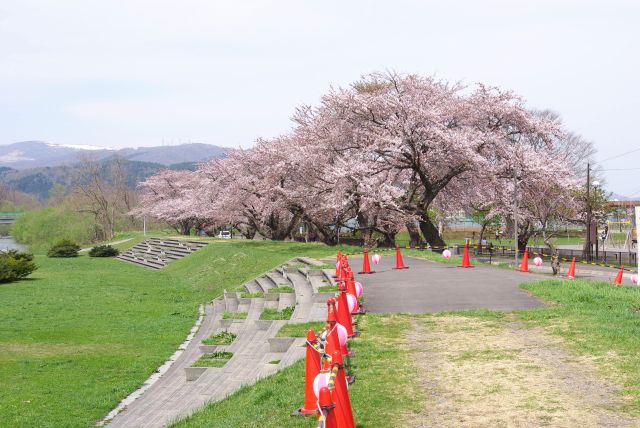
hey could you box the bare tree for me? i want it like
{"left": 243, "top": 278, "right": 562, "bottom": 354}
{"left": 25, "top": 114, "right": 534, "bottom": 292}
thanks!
{"left": 73, "top": 155, "right": 132, "bottom": 241}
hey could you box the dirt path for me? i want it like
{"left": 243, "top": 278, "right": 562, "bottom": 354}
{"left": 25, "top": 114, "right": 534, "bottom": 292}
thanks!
{"left": 404, "top": 316, "right": 639, "bottom": 427}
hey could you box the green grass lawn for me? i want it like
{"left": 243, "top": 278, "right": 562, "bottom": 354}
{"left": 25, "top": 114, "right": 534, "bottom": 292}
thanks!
{"left": 517, "top": 279, "right": 640, "bottom": 411}
{"left": 0, "top": 237, "right": 356, "bottom": 427}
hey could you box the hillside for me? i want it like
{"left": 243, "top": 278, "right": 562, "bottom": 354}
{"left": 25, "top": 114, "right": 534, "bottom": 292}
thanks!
{"left": 0, "top": 141, "right": 227, "bottom": 199}
{"left": 0, "top": 141, "right": 227, "bottom": 170}
{"left": 0, "top": 159, "right": 198, "bottom": 200}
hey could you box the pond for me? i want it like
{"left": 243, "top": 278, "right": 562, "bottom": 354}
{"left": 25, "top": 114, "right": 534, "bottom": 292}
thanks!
{"left": 0, "top": 236, "right": 26, "bottom": 252}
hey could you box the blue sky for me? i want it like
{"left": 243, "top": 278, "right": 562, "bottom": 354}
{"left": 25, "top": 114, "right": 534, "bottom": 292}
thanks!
{"left": 1, "top": 0, "right": 639, "bottom": 195}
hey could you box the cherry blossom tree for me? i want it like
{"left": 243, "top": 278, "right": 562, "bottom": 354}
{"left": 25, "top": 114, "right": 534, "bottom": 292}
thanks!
{"left": 133, "top": 169, "right": 203, "bottom": 235}
{"left": 134, "top": 72, "right": 582, "bottom": 250}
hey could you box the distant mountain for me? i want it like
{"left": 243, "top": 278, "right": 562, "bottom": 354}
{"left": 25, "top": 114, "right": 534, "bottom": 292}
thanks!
{"left": 0, "top": 159, "right": 199, "bottom": 200}
{"left": 0, "top": 141, "right": 227, "bottom": 170}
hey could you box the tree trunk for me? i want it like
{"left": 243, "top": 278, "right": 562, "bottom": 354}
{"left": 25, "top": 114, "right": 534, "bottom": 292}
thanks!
{"left": 479, "top": 223, "right": 487, "bottom": 243}
{"left": 406, "top": 222, "right": 423, "bottom": 247}
{"left": 418, "top": 216, "right": 446, "bottom": 250}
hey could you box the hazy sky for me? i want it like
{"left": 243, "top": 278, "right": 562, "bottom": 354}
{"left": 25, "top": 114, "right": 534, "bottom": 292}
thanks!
{"left": 1, "top": 1, "right": 639, "bottom": 194}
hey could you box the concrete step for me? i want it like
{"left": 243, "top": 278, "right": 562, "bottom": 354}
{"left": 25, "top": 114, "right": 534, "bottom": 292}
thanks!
{"left": 322, "top": 269, "right": 337, "bottom": 285}
{"left": 243, "top": 280, "right": 262, "bottom": 294}
{"left": 246, "top": 298, "right": 265, "bottom": 320}
{"left": 256, "top": 276, "right": 275, "bottom": 293}
{"left": 265, "top": 271, "right": 287, "bottom": 287}
{"left": 116, "top": 238, "right": 207, "bottom": 270}
{"left": 237, "top": 297, "right": 251, "bottom": 313}
{"left": 223, "top": 292, "right": 239, "bottom": 312}
{"left": 277, "top": 293, "right": 296, "bottom": 311}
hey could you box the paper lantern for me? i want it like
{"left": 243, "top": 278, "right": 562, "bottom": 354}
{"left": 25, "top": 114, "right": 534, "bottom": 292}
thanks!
{"left": 355, "top": 281, "right": 363, "bottom": 297}
{"left": 372, "top": 254, "right": 381, "bottom": 265}
{"left": 533, "top": 257, "right": 543, "bottom": 266}
{"left": 346, "top": 293, "right": 357, "bottom": 312}
{"left": 336, "top": 323, "right": 348, "bottom": 346}
{"left": 313, "top": 372, "right": 331, "bottom": 398}
{"left": 442, "top": 249, "right": 451, "bottom": 259}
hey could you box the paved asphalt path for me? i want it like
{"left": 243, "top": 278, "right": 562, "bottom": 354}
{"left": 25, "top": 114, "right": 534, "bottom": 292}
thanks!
{"left": 348, "top": 255, "right": 546, "bottom": 313}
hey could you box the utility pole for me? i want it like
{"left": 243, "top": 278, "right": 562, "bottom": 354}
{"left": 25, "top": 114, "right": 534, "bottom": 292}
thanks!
{"left": 586, "top": 163, "right": 591, "bottom": 261}
{"left": 635, "top": 206, "right": 639, "bottom": 278}
{"left": 514, "top": 168, "right": 518, "bottom": 266}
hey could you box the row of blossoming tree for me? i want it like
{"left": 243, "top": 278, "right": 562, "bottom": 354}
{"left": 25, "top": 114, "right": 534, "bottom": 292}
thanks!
{"left": 133, "top": 72, "right": 589, "bottom": 249}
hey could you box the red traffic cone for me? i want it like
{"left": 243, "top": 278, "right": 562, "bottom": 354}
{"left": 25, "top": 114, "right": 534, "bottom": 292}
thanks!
{"left": 326, "top": 311, "right": 350, "bottom": 357}
{"left": 317, "top": 387, "right": 338, "bottom": 428}
{"left": 345, "top": 274, "right": 361, "bottom": 314}
{"left": 331, "top": 349, "right": 355, "bottom": 428}
{"left": 566, "top": 257, "right": 576, "bottom": 279}
{"left": 614, "top": 265, "right": 624, "bottom": 285}
{"left": 519, "top": 249, "right": 529, "bottom": 272}
{"left": 334, "top": 251, "right": 342, "bottom": 278}
{"left": 335, "top": 286, "right": 356, "bottom": 337}
{"left": 458, "top": 243, "right": 473, "bottom": 268}
{"left": 359, "top": 248, "right": 374, "bottom": 274}
{"left": 292, "top": 328, "right": 320, "bottom": 416}
{"left": 393, "top": 245, "right": 409, "bottom": 269}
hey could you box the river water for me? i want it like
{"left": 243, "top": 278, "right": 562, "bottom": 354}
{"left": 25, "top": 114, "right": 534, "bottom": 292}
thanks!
{"left": 0, "top": 236, "right": 26, "bottom": 251}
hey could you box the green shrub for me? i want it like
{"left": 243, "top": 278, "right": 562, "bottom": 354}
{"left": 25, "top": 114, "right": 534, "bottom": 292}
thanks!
{"left": 47, "top": 240, "right": 81, "bottom": 258}
{"left": 0, "top": 250, "right": 37, "bottom": 283}
{"left": 88, "top": 245, "right": 119, "bottom": 257}
{"left": 12, "top": 207, "right": 96, "bottom": 253}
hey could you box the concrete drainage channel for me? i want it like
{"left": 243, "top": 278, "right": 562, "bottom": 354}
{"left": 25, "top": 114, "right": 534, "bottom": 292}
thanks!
{"left": 106, "top": 257, "right": 335, "bottom": 428}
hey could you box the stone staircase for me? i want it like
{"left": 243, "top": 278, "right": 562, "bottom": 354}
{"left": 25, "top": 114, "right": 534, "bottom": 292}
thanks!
{"left": 116, "top": 238, "right": 208, "bottom": 269}
{"left": 106, "top": 257, "right": 338, "bottom": 428}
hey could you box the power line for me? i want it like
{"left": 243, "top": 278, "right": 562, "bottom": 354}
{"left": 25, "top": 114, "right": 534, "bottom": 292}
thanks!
{"left": 597, "top": 146, "right": 640, "bottom": 164}
{"left": 596, "top": 167, "right": 640, "bottom": 172}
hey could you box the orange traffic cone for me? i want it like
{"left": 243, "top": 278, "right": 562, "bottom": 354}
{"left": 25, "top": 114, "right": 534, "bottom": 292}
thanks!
{"left": 325, "top": 299, "right": 349, "bottom": 355}
{"left": 292, "top": 328, "right": 320, "bottom": 416}
{"left": 345, "top": 274, "right": 361, "bottom": 314}
{"left": 335, "top": 287, "right": 357, "bottom": 337}
{"left": 614, "top": 266, "right": 624, "bottom": 285}
{"left": 317, "top": 387, "right": 338, "bottom": 428}
{"left": 458, "top": 243, "right": 473, "bottom": 268}
{"left": 359, "top": 248, "right": 374, "bottom": 274}
{"left": 393, "top": 245, "right": 409, "bottom": 269}
{"left": 331, "top": 349, "right": 355, "bottom": 428}
{"left": 334, "top": 251, "right": 342, "bottom": 278}
{"left": 519, "top": 249, "right": 529, "bottom": 272}
{"left": 566, "top": 257, "right": 576, "bottom": 279}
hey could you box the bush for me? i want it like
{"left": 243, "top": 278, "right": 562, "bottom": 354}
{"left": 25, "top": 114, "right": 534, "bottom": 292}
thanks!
{"left": 47, "top": 240, "right": 81, "bottom": 258}
{"left": 0, "top": 250, "right": 37, "bottom": 283}
{"left": 89, "top": 245, "right": 119, "bottom": 257}
{"left": 12, "top": 207, "right": 96, "bottom": 253}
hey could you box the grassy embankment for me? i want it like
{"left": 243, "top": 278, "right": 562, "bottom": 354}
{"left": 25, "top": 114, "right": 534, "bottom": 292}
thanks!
{"left": 0, "top": 237, "right": 356, "bottom": 427}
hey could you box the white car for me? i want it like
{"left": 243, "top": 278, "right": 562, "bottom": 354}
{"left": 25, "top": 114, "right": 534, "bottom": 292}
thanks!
{"left": 217, "top": 231, "right": 232, "bottom": 239}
